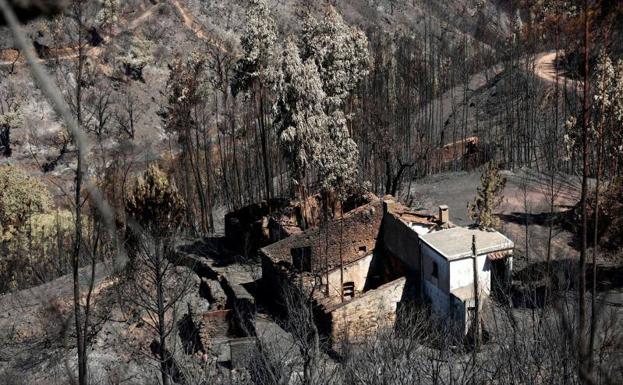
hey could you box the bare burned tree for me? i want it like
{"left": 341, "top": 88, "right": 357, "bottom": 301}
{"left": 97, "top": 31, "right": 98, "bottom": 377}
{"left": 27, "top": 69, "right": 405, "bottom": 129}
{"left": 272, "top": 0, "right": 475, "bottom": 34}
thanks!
{"left": 232, "top": 0, "right": 278, "bottom": 204}
{"left": 246, "top": 280, "right": 339, "bottom": 385}
{"left": 0, "top": 83, "right": 23, "bottom": 158}
{"left": 579, "top": 1, "right": 591, "bottom": 381}
{"left": 66, "top": 2, "right": 95, "bottom": 383}
{"left": 164, "top": 54, "right": 213, "bottom": 235}
{"left": 124, "top": 164, "right": 190, "bottom": 385}
{"left": 114, "top": 84, "right": 142, "bottom": 140}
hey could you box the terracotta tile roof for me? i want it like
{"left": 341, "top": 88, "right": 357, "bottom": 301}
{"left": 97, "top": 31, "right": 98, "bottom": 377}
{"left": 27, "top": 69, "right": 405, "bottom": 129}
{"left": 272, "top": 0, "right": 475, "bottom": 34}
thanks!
{"left": 382, "top": 198, "right": 439, "bottom": 228}
{"left": 487, "top": 250, "right": 512, "bottom": 260}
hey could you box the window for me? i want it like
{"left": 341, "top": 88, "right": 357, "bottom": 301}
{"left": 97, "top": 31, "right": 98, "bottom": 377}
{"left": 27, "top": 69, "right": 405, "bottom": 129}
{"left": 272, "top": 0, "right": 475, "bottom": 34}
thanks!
{"left": 291, "top": 247, "right": 312, "bottom": 272}
{"left": 358, "top": 245, "right": 367, "bottom": 252}
{"left": 432, "top": 261, "right": 439, "bottom": 279}
{"left": 343, "top": 281, "right": 355, "bottom": 299}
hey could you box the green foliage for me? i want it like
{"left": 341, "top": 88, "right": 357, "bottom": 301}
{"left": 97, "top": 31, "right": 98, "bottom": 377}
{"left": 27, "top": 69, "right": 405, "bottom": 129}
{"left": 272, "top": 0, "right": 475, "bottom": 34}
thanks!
{"left": 26, "top": 209, "right": 74, "bottom": 241}
{"left": 1, "top": 209, "right": 74, "bottom": 292}
{"left": 125, "top": 165, "right": 184, "bottom": 237}
{"left": 468, "top": 163, "right": 506, "bottom": 230}
{"left": 0, "top": 166, "right": 68, "bottom": 292}
{"left": 0, "top": 165, "right": 52, "bottom": 241}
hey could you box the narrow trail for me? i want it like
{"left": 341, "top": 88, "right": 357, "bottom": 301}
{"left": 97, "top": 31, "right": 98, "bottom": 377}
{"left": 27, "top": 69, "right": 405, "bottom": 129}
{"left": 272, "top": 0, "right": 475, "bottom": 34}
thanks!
{"left": 0, "top": 2, "right": 159, "bottom": 68}
{"left": 429, "top": 50, "right": 580, "bottom": 127}
{"left": 170, "top": 0, "right": 208, "bottom": 40}
{"left": 0, "top": 0, "right": 228, "bottom": 69}
{"left": 418, "top": 49, "right": 582, "bottom": 148}
{"left": 168, "top": 0, "right": 227, "bottom": 53}
{"left": 127, "top": 3, "right": 158, "bottom": 30}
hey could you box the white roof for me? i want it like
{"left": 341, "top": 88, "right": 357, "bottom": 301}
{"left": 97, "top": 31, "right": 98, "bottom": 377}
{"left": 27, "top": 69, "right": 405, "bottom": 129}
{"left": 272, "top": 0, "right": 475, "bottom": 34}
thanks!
{"left": 409, "top": 223, "right": 432, "bottom": 235}
{"left": 419, "top": 226, "right": 513, "bottom": 261}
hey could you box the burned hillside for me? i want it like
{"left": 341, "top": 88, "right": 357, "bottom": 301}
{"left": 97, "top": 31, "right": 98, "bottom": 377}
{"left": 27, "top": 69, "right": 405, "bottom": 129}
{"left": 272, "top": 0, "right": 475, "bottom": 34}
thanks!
{"left": 1, "top": 0, "right": 623, "bottom": 384}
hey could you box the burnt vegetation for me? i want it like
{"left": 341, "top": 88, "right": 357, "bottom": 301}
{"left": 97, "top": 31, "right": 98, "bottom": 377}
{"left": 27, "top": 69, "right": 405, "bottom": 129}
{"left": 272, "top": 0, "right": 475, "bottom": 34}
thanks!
{"left": 0, "top": 0, "right": 622, "bottom": 384}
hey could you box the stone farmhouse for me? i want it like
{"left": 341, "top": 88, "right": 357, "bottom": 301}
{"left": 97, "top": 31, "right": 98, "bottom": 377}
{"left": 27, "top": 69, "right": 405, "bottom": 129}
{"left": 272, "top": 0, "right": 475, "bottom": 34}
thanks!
{"left": 259, "top": 195, "right": 514, "bottom": 347}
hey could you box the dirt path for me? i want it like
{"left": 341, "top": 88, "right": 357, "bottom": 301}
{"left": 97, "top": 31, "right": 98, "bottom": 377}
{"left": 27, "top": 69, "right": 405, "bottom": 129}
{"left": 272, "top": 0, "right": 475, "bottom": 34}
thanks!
{"left": 0, "top": 0, "right": 227, "bottom": 69}
{"left": 534, "top": 50, "right": 582, "bottom": 91}
{"left": 170, "top": 0, "right": 208, "bottom": 40}
{"left": 415, "top": 62, "right": 503, "bottom": 144}
{"left": 168, "top": 0, "right": 227, "bottom": 52}
{"left": 127, "top": 3, "right": 158, "bottom": 30}
{"left": 0, "top": 3, "right": 159, "bottom": 68}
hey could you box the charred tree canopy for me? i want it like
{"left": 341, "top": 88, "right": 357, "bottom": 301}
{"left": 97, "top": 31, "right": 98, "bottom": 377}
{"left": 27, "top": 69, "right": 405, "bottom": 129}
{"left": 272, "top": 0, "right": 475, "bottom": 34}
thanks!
{"left": 0, "top": 0, "right": 69, "bottom": 25}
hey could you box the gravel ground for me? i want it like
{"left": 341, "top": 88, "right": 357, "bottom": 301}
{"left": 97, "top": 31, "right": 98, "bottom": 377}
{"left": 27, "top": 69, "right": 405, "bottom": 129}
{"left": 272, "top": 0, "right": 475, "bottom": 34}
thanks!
{"left": 405, "top": 168, "right": 582, "bottom": 269}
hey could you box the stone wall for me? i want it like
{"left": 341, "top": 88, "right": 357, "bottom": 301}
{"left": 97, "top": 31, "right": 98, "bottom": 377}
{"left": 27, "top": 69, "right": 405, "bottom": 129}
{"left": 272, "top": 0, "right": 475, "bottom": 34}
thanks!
{"left": 328, "top": 277, "right": 407, "bottom": 346}
{"left": 260, "top": 199, "right": 383, "bottom": 272}
{"left": 224, "top": 198, "right": 291, "bottom": 255}
{"left": 200, "top": 310, "right": 231, "bottom": 350}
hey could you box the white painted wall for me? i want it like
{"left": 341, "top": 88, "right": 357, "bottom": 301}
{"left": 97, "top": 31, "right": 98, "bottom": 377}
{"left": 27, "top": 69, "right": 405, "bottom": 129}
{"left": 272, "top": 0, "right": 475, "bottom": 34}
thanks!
{"left": 420, "top": 235, "right": 513, "bottom": 336}
{"left": 449, "top": 255, "right": 491, "bottom": 294}
{"left": 421, "top": 243, "right": 450, "bottom": 292}
{"left": 420, "top": 242, "right": 496, "bottom": 328}
{"left": 421, "top": 243, "right": 452, "bottom": 316}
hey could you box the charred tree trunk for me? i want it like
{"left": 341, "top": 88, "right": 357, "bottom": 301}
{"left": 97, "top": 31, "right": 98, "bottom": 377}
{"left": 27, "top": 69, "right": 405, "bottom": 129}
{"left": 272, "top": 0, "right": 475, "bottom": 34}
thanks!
{"left": 72, "top": 3, "right": 88, "bottom": 383}
{"left": 578, "top": 0, "right": 590, "bottom": 381}
{"left": 155, "top": 239, "right": 170, "bottom": 385}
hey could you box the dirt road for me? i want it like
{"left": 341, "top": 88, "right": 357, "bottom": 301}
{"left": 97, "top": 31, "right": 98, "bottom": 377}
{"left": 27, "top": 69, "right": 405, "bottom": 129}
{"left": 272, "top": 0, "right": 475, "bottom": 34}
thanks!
{"left": 534, "top": 50, "right": 582, "bottom": 91}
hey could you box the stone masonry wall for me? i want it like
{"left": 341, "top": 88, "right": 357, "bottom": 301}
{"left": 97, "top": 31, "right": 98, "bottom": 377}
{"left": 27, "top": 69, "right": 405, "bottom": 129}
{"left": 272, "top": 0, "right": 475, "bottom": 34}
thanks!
{"left": 328, "top": 277, "right": 407, "bottom": 346}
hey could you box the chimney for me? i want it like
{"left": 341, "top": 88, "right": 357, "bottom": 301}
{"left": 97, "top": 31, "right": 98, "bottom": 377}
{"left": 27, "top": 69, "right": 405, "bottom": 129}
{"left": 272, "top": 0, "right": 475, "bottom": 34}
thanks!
{"left": 439, "top": 205, "right": 449, "bottom": 224}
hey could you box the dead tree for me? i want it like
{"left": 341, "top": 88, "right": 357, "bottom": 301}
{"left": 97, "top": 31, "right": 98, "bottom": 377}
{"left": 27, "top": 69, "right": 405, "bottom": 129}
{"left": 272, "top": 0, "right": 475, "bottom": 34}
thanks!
{"left": 578, "top": 1, "right": 590, "bottom": 381}
{"left": 124, "top": 165, "right": 189, "bottom": 385}
{"left": 64, "top": 1, "right": 95, "bottom": 383}
{"left": 123, "top": 227, "right": 192, "bottom": 385}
